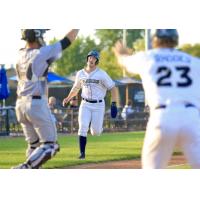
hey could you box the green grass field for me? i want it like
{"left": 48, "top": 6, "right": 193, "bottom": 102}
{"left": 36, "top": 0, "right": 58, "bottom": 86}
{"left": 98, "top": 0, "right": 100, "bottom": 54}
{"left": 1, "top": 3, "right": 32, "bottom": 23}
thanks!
{"left": 0, "top": 131, "right": 145, "bottom": 169}
{"left": 0, "top": 131, "right": 189, "bottom": 169}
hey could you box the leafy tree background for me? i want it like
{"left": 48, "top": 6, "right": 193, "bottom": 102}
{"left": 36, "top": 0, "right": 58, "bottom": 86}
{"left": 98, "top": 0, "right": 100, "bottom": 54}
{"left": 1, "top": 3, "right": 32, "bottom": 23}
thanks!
{"left": 51, "top": 29, "right": 144, "bottom": 79}
{"left": 95, "top": 29, "right": 144, "bottom": 49}
{"left": 179, "top": 44, "right": 200, "bottom": 57}
{"left": 50, "top": 30, "right": 200, "bottom": 80}
{"left": 52, "top": 36, "right": 101, "bottom": 76}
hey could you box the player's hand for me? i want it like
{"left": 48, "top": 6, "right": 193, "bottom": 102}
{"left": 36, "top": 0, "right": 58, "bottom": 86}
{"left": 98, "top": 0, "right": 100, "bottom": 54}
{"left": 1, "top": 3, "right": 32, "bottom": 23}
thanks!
{"left": 113, "top": 40, "right": 133, "bottom": 56}
{"left": 62, "top": 98, "right": 70, "bottom": 107}
{"left": 67, "top": 29, "right": 79, "bottom": 42}
{"left": 112, "top": 40, "right": 133, "bottom": 67}
{"left": 110, "top": 102, "right": 118, "bottom": 118}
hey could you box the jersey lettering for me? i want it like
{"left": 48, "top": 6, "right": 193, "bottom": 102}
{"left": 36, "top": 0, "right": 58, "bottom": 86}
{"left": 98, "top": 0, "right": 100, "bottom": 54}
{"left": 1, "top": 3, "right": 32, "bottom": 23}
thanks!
{"left": 85, "top": 79, "right": 100, "bottom": 84}
{"left": 154, "top": 54, "right": 191, "bottom": 63}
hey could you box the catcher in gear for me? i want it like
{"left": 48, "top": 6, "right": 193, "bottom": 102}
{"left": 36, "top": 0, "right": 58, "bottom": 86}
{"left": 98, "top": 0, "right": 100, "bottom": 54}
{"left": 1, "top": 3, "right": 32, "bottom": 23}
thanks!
{"left": 12, "top": 29, "right": 79, "bottom": 169}
{"left": 63, "top": 50, "right": 118, "bottom": 159}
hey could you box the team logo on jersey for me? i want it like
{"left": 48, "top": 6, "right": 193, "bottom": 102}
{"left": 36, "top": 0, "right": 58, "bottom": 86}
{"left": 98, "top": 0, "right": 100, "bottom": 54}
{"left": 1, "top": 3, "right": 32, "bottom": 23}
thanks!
{"left": 85, "top": 79, "right": 100, "bottom": 84}
{"left": 81, "top": 79, "right": 100, "bottom": 85}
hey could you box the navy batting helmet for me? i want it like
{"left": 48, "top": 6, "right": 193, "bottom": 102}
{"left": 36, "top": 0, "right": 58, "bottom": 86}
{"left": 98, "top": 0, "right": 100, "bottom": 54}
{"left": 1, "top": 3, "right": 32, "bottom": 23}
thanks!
{"left": 151, "top": 29, "right": 178, "bottom": 42}
{"left": 87, "top": 50, "right": 100, "bottom": 64}
{"left": 21, "top": 29, "right": 50, "bottom": 46}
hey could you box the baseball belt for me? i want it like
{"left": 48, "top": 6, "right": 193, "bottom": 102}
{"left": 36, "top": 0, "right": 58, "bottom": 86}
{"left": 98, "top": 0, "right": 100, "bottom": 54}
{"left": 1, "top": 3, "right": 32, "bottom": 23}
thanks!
{"left": 155, "top": 103, "right": 195, "bottom": 109}
{"left": 82, "top": 98, "right": 103, "bottom": 103}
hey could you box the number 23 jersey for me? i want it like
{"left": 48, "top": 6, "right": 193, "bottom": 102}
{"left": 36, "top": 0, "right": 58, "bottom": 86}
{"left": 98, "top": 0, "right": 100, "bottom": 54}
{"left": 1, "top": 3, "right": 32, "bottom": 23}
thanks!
{"left": 121, "top": 48, "right": 200, "bottom": 109}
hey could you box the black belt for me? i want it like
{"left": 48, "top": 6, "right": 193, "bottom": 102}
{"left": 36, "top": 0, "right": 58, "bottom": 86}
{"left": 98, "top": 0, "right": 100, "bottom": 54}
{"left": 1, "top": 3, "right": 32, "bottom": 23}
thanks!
{"left": 32, "top": 96, "right": 42, "bottom": 99}
{"left": 155, "top": 103, "right": 195, "bottom": 109}
{"left": 82, "top": 98, "right": 102, "bottom": 103}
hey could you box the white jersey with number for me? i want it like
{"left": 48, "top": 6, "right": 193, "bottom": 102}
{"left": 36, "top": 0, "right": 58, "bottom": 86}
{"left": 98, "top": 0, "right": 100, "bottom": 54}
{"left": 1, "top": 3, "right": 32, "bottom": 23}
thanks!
{"left": 121, "top": 48, "right": 200, "bottom": 109}
{"left": 121, "top": 48, "right": 200, "bottom": 168}
{"left": 72, "top": 67, "right": 115, "bottom": 100}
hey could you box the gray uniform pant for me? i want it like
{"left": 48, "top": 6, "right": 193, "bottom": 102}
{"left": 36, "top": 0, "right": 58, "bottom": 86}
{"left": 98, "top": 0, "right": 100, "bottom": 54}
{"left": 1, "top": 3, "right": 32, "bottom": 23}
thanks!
{"left": 15, "top": 97, "right": 57, "bottom": 157}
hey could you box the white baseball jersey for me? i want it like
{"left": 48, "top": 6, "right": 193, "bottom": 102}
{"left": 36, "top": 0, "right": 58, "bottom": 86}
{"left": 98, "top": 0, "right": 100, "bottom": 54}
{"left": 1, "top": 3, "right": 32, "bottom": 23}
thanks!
{"left": 121, "top": 48, "right": 200, "bottom": 168}
{"left": 73, "top": 67, "right": 115, "bottom": 137}
{"left": 121, "top": 48, "right": 200, "bottom": 110}
{"left": 72, "top": 67, "right": 115, "bottom": 100}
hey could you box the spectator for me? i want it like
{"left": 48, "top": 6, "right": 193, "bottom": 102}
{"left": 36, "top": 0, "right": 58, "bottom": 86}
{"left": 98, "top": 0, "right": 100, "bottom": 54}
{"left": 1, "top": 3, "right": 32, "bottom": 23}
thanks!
{"left": 48, "top": 96, "right": 57, "bottom": 123}
{"left": 144, "top": 105, "right": 150, "bottom": 113}
{"left": 121, "top": 99, "right": 134, "bottom": 120}
{"left": 48, "top": 96, "right": 56, "bottom": 109}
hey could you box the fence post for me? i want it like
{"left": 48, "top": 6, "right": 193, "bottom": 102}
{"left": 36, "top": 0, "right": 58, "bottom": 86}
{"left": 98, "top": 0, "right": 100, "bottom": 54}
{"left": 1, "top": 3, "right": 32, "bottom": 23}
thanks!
{"left": 70, "top": 109, "right": 74, "bottom": 134}
{"left": 5, "top": 108, "right": 10, "bottom": 136}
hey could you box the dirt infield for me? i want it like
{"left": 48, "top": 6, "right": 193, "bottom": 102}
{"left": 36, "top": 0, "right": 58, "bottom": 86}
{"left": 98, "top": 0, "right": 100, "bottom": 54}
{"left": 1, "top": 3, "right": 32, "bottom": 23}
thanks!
{"left": 65, "top": 155, "right": 187, "bottom": 169}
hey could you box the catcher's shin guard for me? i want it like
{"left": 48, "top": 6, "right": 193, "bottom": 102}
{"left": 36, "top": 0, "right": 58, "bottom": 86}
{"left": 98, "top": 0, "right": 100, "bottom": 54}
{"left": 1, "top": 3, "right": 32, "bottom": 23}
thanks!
{"left": 25, "top": 142, "right": 60, "bottom": 169}
{"left": 26, "top": 139, "right": 40, "bottom": 158}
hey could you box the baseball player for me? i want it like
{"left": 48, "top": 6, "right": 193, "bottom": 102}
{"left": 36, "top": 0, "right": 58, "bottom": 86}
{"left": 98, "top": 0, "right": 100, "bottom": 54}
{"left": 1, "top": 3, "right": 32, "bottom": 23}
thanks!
{"left": 63, "top": 50, "right": 118, "bottom": 159}
{"left": 114, "top": 29, "right": 200, "bottom": 169}
{"left": 12, "top": 29, "right": 79, "bottom": 169}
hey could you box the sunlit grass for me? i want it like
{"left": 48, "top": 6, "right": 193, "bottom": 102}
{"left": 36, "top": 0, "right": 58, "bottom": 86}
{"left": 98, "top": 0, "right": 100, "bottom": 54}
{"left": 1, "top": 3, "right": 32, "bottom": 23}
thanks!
{"left": 0, "top": 132, "right": 190, "bottom": 169}
{"left": 0, "top": 132, "right": 144, "bottom": 169}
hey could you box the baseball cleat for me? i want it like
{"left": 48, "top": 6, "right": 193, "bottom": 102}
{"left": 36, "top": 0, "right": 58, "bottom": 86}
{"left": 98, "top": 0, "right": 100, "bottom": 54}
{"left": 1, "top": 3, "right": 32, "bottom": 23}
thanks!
{"left": 78, "top": 154, "right": 85, "bottom": 160}
{"left": 11, "top": 163, "right": 31, "bottom": 169}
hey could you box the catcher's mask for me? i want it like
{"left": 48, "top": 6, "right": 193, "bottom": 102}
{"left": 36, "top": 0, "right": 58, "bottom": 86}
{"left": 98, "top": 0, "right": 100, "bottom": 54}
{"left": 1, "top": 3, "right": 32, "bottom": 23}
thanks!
{"left": 21, "top": 29, "right": 50, "bottom": 46}
{"left": 87, "top": 50, "right": 100, "bottom": 64}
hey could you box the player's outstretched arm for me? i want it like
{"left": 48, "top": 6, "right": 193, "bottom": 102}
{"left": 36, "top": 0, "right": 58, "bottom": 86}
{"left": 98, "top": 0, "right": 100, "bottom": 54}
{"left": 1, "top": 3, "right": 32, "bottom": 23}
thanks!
{"left": 65, "top": 29, "right": 79, "bottom": 43}
{"left": 113, "top": 40, "right": 132, "bottom": 57}
{"left": 110, "top": 86, "right": 118, "bottom": 103}
{"left": 113, "top": 40, "right": 139, "bottom": 75}
{"left": 112, "top": 40, "right": 132, "bottom": 69}
{"left": 59, "top": 29, "right": 79, "bottom": 51}
{"left": 63, "top": 70, "right": 81, "bottom": 107}
{"left": 62, "top": 90, "right": 78, "bottom": 107}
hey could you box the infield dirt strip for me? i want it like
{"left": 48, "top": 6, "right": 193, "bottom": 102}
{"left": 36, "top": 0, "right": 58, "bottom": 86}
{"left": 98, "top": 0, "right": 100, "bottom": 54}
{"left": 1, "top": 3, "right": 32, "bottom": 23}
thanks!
{"left": 64, "top": 155, "right": 187, "bottom": 169}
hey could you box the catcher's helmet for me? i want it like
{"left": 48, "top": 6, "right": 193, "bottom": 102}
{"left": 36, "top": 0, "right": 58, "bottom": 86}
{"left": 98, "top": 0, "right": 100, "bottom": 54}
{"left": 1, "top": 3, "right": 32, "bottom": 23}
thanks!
{"left": 87, "top": 50, "right": 100, "bottom": 64}
{"left": 21, "top": 29, "right": 50, "bottom": 46}
{"left": 151, "top": 29, "right": 179, "bottom": 43}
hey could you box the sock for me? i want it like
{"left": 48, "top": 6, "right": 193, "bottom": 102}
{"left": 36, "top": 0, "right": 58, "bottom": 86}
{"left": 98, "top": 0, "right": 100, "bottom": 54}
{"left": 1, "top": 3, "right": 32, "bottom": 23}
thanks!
{"left": 79, "top": 136, "right": 87, "bottom": 155}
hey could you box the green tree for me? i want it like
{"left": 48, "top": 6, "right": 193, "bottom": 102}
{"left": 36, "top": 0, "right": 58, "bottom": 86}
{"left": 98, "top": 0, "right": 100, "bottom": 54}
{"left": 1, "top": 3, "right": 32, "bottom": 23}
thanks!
{"left": 51, "top": 36, "right": 100, "bottom": 76}
{"left": 179, "top": 43, "right": 200, "bottom": 57}
{"left": 95, "top": 29, "right": 145, "bottom": 49}
{"left": 95, "top": 29, "right": 145, "bottom": 80}
{"left": 99, "top": 50, "right": 123, "bottom": 79}
{"left": 49, "top": 30, "right": 144, "bottom": 79}
{"left": 133, "top": 37, "right": 145, "bottom": 52}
